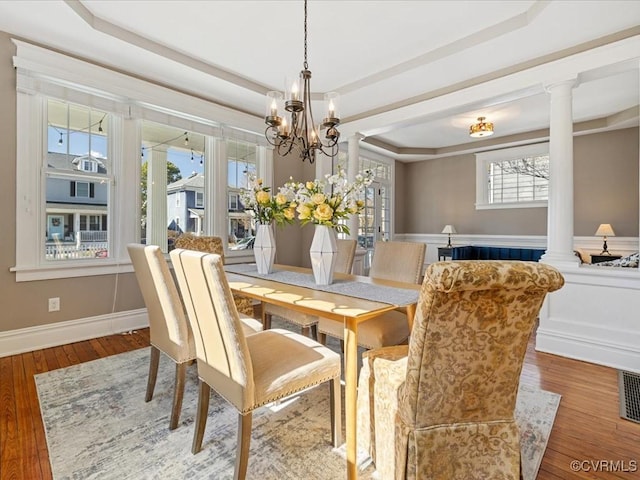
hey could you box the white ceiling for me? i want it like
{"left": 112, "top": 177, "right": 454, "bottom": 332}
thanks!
{"left": 1, "top": 0, "right": 638, "bottom": 162}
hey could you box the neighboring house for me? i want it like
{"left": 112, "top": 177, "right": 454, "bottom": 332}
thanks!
{"left": 167, "top": 172, "right": 204, "bottom": 234}
{"left": 166, "top": 172, "right": 253, "bottom": 241}
{"left": 45, "top": 152, "right": 108, "bottom": 244}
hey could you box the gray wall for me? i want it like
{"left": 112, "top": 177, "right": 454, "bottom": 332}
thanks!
{"left": 399, "top": 127, "right": 639, "bottom": 237}
{"left": 0, "top": 32, "right": 144, "bottom": 333}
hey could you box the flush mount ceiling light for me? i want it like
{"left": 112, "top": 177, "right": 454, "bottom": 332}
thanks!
{"left": 264, "top": 0, "right": 340, "bottom": 164}
{"left": 469, "top": 116, "right": 494, "bottom": 138}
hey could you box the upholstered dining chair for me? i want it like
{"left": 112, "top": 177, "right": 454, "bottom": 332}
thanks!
{"left": 127, "top": 243, "right": 262, "bottom": 431}
{"left": 317, "top": 240, "right": 426, "bottom": 350}
{"left": 174, "top": 234, "right": 255, "bottom": 317}
{"left": 262, "top": 238, "right": 358, "bottom": 339}
{"left": 356, "top": 260, "right": 564, "bottom": 480}
{"left": 169, "top": 248, "right": 342, "bottom": 479}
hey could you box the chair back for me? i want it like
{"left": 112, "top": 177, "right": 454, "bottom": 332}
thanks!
{"left": 170, "top": 248, "right": 255, "bottom": 410}
{"left": 174, "top": 234, "right": 224, "bottom": 260}
{"left": 127, "top": 243, "right": 194, "bottom": 362}
{"left": 399, "top": 260, "right": 564, "bottom": 429}
{"left": 369, "top": 241, "right": 426, "bottom": 284}
{"left": 335, "top": 239, "right": 357, "bottom": 274}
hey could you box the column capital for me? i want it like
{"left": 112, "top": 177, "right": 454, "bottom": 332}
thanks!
{"left": 348, "top": 132, "right": 366, "bottom": 142}
{"left": 544, "top": 78, "right": 577, "bottom": 94}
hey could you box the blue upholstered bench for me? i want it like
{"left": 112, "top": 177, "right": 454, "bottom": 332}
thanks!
{"left": 450, "top": 246, "right": 545, "bottom": 262}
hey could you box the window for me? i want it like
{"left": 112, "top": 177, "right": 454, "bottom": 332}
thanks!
{"left": 335, "top": 150, "right": 394, "bottom": 272}
{"left": 13, "top": 40, "right": 269, "bottom": 280}
{"left": 44, "top": 99, "right": 111, "bottom": 261}
{"left": 80, "top": 158, "right": 98, "bottom": 172}
{"left": 475, "top": 143, "right": 549, "bottom": 209}
{"left": 227, "top": 139, "right": 257, "bottom": 249}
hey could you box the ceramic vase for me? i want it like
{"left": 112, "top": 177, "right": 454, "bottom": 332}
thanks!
{"left": 310, "top": 225, "right": 338, "bottom": 285}
{"left": 254, "top": 223, "right": 276, "bottom": 274}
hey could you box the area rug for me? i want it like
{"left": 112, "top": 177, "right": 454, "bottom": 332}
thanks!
{"left": 35, "top": 343, "right": 560, "bottom": 480}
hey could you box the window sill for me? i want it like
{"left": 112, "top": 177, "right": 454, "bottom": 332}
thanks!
{"left": 475, "top": 201, "right": 547, "bottom": 210}
{"left": 11, "top": 260, "right": 133, "bottom": 282}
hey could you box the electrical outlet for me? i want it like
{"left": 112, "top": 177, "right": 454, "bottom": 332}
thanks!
{"left": 48, "top": 297, "right": 60, "bottom": 312}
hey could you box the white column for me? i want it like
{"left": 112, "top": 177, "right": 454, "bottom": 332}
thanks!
{"left": 209, "top": 137, "right": 227, "bottom": 240}
{"left": 147, "top": 145, "right": 168, "bottom": 251}
{"left": 347, "top": 134, "right": 365, "bottom": 240}
{"left": 257, "top": 145, "right": 274, "bottom": 190}
{"left": 541, "top": 79, "right": 580, "bottom": 266}
{"left": 314, "top": 150, "right": 333, "bottom": 181}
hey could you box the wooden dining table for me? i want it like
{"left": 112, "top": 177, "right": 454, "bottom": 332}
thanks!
{"left": 225, "top": 263, "right": 420, "bottom": 480}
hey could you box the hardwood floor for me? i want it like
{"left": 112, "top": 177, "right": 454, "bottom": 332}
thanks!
{"left": 1, "top": 325, "right": 638, "bottom": 480}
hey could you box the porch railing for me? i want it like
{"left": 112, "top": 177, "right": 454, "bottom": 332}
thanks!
{"left": 45, "top": 241, "right": 108, "bottom": 260}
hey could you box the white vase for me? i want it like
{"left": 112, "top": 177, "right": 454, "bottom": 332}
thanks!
{"left": 310, "top": 225, "right": 338, "bottom": 285}
{"left": 254, "top": 223, "right": 276, "bottom": 274}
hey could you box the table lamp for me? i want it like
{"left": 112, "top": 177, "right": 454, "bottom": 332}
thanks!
{"left": 595, "top": 223, "right": 615, "bottom": 255}
{"left": 442, "top": 224, "right": 457, "bottom": 248}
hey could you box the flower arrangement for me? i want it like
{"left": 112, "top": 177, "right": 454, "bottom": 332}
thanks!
{"left": 281, "top": 165, "right": 374, "bottom": 234}
{"left": 240, "top": 175, "right": 295, "bottom": 225}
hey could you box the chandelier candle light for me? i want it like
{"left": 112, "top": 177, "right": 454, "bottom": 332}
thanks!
{"left": 264, "top": 0, "right": 340, "bottom": 164}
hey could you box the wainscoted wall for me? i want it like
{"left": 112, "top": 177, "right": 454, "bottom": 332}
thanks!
{"left": 396, "top": 233, "right": 640, "bottom": 373}
{"left": 396, "top": 127, "right": 639, "bottom": 238}
{"left": 394, "top": 233, "right": 639, "bottom": 267}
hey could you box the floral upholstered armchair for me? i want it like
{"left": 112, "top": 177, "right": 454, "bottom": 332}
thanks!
{"left": 356, "top": 260, "right": 564, "bottom": 480}
{"left": 173, "top": 234, "right": 255, "bottom": 317}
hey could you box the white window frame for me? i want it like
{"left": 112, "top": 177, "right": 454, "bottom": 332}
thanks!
{"left": 475, "top": 143, "right": 549, "bottom": 210}
{"left": 12, "top": 39, "right": 267, "bottom": 281}
{"left": 81, "top": 159, "right": 98, "bottom": 172}
{"left": 195, "top": 191, "right": 204, "bottom": 208}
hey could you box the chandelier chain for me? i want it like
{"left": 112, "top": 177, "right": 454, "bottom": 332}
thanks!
{"left": 303, "top": 0, "right": 308, "bottom": 70}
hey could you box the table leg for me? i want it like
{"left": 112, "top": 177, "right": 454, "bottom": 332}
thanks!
{"left": 344, "top": 317, "right": 358, "bottom": 480}
{"left": 406, "top": 303, "right": 417, "bottom": 332}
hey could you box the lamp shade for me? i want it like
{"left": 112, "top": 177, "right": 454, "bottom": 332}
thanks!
{"left": 595, "top": 224, "right": 615, "bottom": 237}
{"left": 441, "top": 225, "right": 457, "bottom": 234}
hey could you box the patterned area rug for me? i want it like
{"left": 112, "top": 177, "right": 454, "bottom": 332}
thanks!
{"left": 35, "top": 337, "right": 560, "bottom": 480}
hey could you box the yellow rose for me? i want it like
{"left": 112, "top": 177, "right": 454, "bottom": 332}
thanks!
{"left": 257, "top": 178, "right": 263, "bottom": 185}
{"left": 310, "top": 193, "right": 326, "bottom": 205}
{"left": 256, "top": 190, "right": 270, "bottom": 204}
{"left": 297, "top": 204, "right": 312, "bottom": 220}
{"left": 275, "top": 193, "right": 288, "bottom": 205}
{"left": 284, "top": 208, "right": 295, "bottom": 220}
{"left": 313, "top": 203, "right": 334, "bottom": 222}
{"left": 356, "top": 199, "right": 364, "bottom": 208}
{"left": 349, "top": 205, "right": 359, "bottom": 214}
{"left": 289, "top": 201, "right": 297, "bottom": 209}
{"left": 306, "top": 181, "right": 315, "bottom": 190}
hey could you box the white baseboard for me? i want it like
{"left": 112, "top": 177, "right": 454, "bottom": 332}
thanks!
{"left": 0, "top": 308, "right": 149, "bottom": 358}
{"left": 536, "top": 326, "right": 640, "bottom": 374}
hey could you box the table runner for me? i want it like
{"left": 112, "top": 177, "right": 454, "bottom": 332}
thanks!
{"left": 225, "top": 263, "right": 419, "bottom": 307}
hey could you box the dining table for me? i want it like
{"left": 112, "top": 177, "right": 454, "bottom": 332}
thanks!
{"left": 224, "top": 263, "right": 420, "bottom": 480}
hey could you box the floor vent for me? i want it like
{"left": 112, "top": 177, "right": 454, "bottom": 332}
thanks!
{"left": 618, "top": 370, "right": 640, "bottom": 423}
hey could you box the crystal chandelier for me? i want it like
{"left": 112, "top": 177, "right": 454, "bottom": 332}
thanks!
{"left": 264, "top": 0, "right": 340, "bottom": 164}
